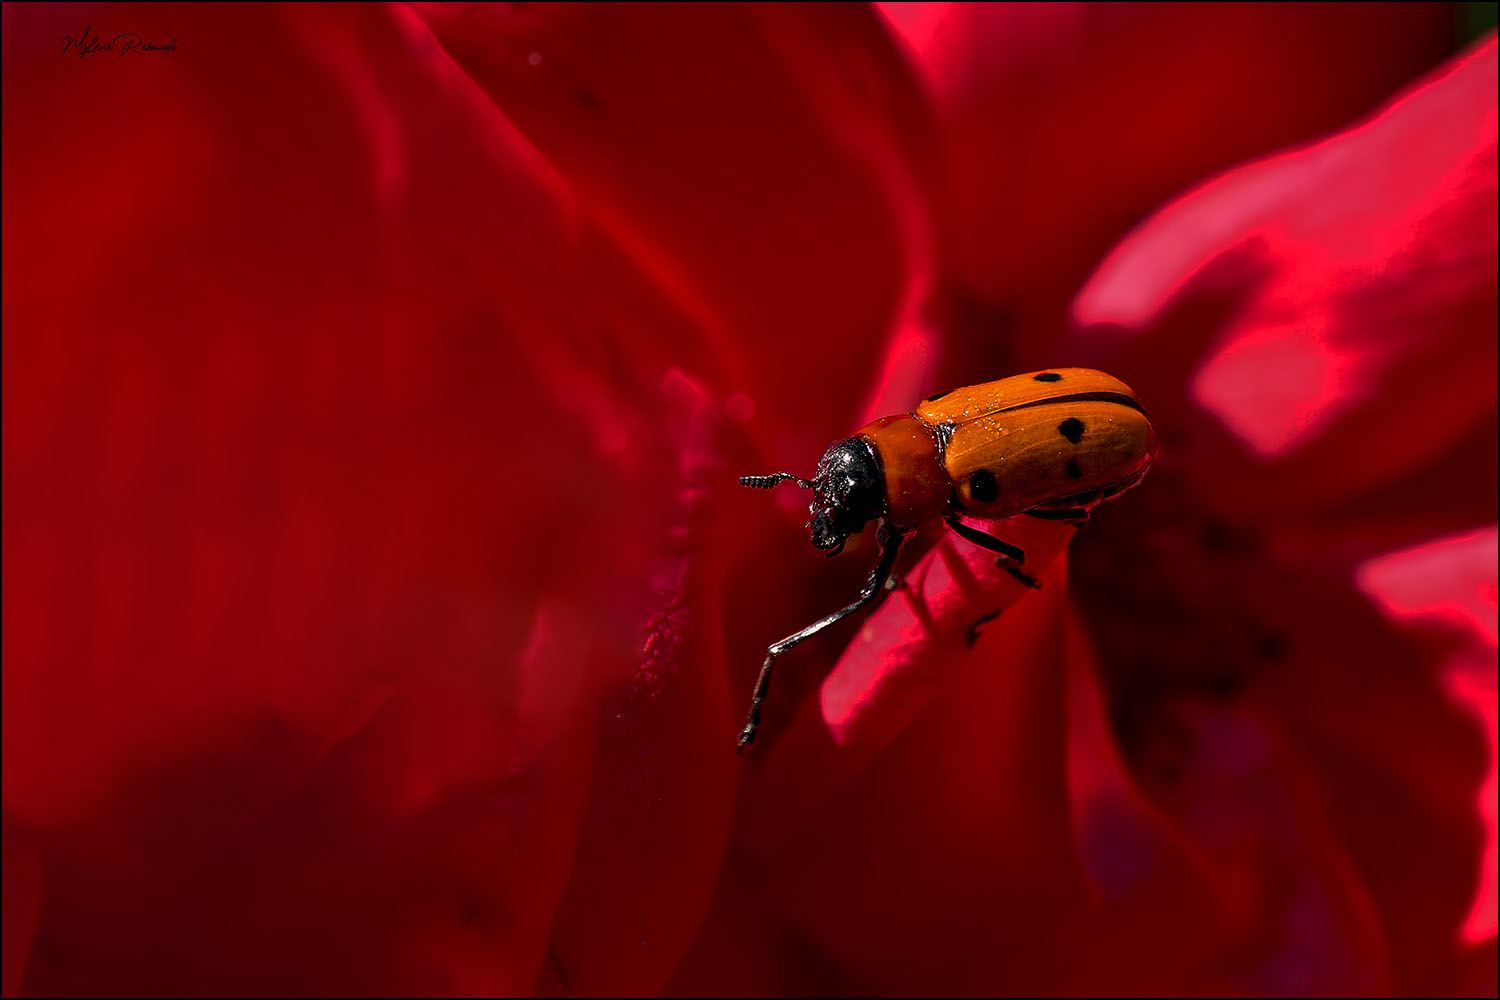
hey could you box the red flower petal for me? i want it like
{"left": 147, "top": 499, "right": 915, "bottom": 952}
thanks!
{"left": 736, "top": 547, "right": 1090, "bottom": 994}
{"left": 1070, "top": 492, "right": 1493, "bottom": 992}
{"left": 696, "top": 539, "right": 1237, "bottom": 994}
{"left": 1, "top": 814, "right": 43, "bottom": 996}
{"left": 3, "top": 4, "right": 735, "bottom": 992}
{"left": 880, "top": 3, "right": 1458, "bottom": 368}
{"left": 417, "top": 3, "right": 938, "bottom": 453}
{"left": 1250, "top": 575, "right": 1490, "bottom": 993}
{"left": 742, "top": 517, "right": 1073, "bottom": 823}
{"left": 1074, "top": 37, "right": 1498, "bottom": 516}
{"left": 1357, "top": 528, "right": 1499, "bottom": 948}
{"left": 1058, "top": 607, "right": 1232, "bottom": 994}
{"left": 534, "top": 370, "right": 741, "bottom": 996}
{"left": 1357, "top": 527, "right": 1499, "bottom": 649}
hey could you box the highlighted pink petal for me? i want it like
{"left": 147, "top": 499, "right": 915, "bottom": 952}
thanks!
{"left": 1356, "top": 527, "right": 1499, "bottom": 646}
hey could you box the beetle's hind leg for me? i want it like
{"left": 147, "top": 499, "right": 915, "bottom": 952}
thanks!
{"left": 966, "top": 609, "right": 1003, "bottom": 647}
{"left": 738, "top": 525, "right": 908, "bottom": 750}
{"left": 1025, "top": 506, "right": 1090, "bottom": 528}
{"left": 945, "top": 515, "right": 1041, "bottom": 589}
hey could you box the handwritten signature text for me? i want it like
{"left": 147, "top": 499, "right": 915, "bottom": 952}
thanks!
{"left": 61, "top": 24, "right": 178, "bottom": 58}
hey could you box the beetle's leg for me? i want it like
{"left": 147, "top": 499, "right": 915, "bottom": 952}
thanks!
{"left": 966, "top": 609, "right": 1003, "bottom": 647}
{"left": 1025, "top": 507, "right": 1090, "bottom": 528}
{"left": 738, "top": 525, "right": 908, "bottom": 751}
{"left": 945, "top": 515, "right": 1041, "bottom": 589}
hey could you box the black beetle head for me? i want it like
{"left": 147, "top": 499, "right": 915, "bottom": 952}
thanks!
{"left": 808, "top": 438, "right": 884, "bottom": 553}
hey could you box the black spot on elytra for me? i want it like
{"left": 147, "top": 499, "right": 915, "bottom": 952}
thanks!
{"left": 925, "top": 389, "right": 953, "bottom": 403}
{"left": 1065, "top": 459, "right": 1083, "bottom": 480}
{"left": 1033, "top": 372, "right": 1063, "bottom": 382}
{"left": 969, "top": 468, "right": 998, "bottom": 503}
{"left": 573, "top": 87, "right": 603, "bottom": 112}
{"left": 1058, "top": 417, "right": 1085, "bottom": 444}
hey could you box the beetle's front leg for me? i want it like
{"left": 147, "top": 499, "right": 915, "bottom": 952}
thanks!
{"left": 738, "top": 524, "right": 908, "bottom": 750}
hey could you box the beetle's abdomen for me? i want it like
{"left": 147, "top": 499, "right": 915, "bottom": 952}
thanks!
{"left": 856, "top": 415, "right": 949, "bottom": 529}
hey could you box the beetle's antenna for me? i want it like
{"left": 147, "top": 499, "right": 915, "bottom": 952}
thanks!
{"left": 740, "top": 472, "right": 814, "bottom": 490}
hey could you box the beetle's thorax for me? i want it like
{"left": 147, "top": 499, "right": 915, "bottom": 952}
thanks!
{"left": 855, "top": 414, "right": 949, "bottom": 529}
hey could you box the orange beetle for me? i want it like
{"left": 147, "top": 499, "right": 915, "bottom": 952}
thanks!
{"left": 737, "top": 368, "right": 1156, "bottom": 748}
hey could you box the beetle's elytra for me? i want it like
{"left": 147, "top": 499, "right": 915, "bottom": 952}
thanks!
{"left": 737, "top": 367, "right": 1156, "bottom": 750}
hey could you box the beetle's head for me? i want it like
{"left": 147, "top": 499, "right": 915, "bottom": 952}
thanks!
{"left": 739, "top": 438, "right": 885, "bottom": 556}
{"left": 806, "top": 438, "right": 884, "bottom": 555}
